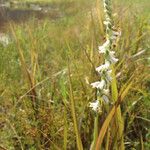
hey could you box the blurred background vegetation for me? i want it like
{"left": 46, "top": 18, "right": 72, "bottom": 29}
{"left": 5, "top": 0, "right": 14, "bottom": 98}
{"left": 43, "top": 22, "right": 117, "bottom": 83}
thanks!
{"left": 0, "top": 0, "right": 150, "bottom": 149}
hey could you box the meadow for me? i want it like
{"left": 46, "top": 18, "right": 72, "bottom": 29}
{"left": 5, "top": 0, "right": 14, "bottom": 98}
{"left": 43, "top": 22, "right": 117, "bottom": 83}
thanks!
{"left": 0, "top": 0, "right": 150, "bottom": 149}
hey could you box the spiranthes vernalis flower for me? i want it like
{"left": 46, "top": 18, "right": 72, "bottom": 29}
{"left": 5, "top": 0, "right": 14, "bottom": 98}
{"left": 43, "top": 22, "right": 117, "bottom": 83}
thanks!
{"left": 91, "top": 80, "right": 106, "bottom": 90}
{"left": 89, "top": 100, "right": 101, "bottom": 112}
{"left": 105, "top": 70, "right": 112, "bottom": 82}
{"left": 103, "top": 20, "right": 111, "bottom": 26}
{"left": 107, "top": 51, "right": 119, "bottom": 63}
{"left": 98, "top": 39, "right": 110, "bottom": 54}
{"left": 102, "top": 89, "right": 109, "bottom": 95}
{"left": 96, "top": 61, "right": 110, "bottom": 73}
{"left": 113, "top": 30, "right": 122, "bottom": 37}
{"left": 102, "top": 95, "right": 109, "bottom": 104}
{"left": 89, "top": 0, "right": 120, "bottom": 112}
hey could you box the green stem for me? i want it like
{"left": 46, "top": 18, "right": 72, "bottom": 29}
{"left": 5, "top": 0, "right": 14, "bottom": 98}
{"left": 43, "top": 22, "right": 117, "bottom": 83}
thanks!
{"left": 68, "top": 62, "right": 83, "bottom": 150}
{"left": 90, "top": 114, "right": 98, "bottom": 150}
{"left": 63, "top": 108, "right": 68, "bottom": 150}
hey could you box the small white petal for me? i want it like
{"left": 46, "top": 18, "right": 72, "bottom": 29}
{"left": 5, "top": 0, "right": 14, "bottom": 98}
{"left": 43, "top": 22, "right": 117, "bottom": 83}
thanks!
{"left": 110, "top": 51, "right": 115, "bottom": 55}
{"left": 89, "top": 100, "right": 100, "bottom": 112}
{"left": 102, "top": 95, "right": 109, "bottom": 103}
{"left": 103, "top": 21, "right": 109, "bottom": 26}
{"left": 107, "top": 51, "right": 119, "bottom": 64}
{"left": 102, "top": 88, "right": 109, "bottom": 95}
{"left": 107, "top": 70, "right": 112, "bottom": 75}
{"left": 111, "top": 31, "right": 121, "bottom": 41}
{"left": 110, "top": 57, "right": 119, "bottom": 63}
{"left": 103, "top": 3, "right": 107, "bottom": 8}
{"left": 113, "top": 31, "right": 121, "bottom": 37}
{"left": 96, "top": 65, "right": 104, "bottom": 72}
{"left": 91, "top": 80, "right": 106, "bottom": 90}
{"left": 105, "top": 70, "right": 112, "bottom": 82}
{"left": 96, "top": 61, "right": 110, "bottom": 72}
{"left": 98, "top": 40, "right": 110, "bottom": 54}
{"left": 111, "top": 35, "right": 117, "bottom": 40}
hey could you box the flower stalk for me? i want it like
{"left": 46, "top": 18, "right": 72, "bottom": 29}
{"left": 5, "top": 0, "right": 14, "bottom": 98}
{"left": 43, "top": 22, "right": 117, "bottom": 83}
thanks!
{"left": 90, "top": 0, "right": 119, "bottom": 113}
{"left": 89, "top": 0, "right": 124, "bottom": 149}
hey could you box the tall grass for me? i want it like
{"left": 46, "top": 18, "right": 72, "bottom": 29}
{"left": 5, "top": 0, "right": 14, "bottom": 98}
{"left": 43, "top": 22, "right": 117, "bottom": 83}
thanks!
{"left": 0, "top": 0, "right": 149, "bottom": 149}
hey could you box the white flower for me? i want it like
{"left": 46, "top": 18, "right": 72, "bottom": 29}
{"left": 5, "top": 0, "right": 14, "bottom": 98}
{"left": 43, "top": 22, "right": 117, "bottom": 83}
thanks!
{"left": 102, "top": 88, "right": 109, "bottom": 95}
{"left": 112, "top": 31, "right": 121, "bottom": 37}
{"left": 103, "top": 16, "right": 112, "bottom": 26}
{"left": 111, "top": 31, "right": 121, "bottom": 40}
{"left": 96, "top": 61, "right": 110, "bottom": 73}
{"left": 102, "top": 95, "right": 109, "bottom": 103}
{"left": 107, "top": 51, "right": 118, "bottom": 63}
{"left": 91, "top": 79, "right": 106, "bottom": 90}
{"left": 103, "top": 20, "right": 110, "bottom": 26}
{"left": 109, "top": 56, "right": 118, "bottom": 64}
{"left": 98, "top": 40, "right": 110, "bottom": 54}
{"left": 111, "top": 35, "right": 117, "bottom": 40}
{"left": 109, "top": 50, "right": 115, "bottom": 55}
{"left": 105, "top": 69, "right": 112, "bottom": 82}
{"left": 89, "top": 100, "right": 100, "bottom": 112}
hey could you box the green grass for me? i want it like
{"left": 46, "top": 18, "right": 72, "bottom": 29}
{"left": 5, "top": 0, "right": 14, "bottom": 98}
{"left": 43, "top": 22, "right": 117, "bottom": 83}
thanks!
{"left": 0, "top": 0, "right": 150, "bottom": 149}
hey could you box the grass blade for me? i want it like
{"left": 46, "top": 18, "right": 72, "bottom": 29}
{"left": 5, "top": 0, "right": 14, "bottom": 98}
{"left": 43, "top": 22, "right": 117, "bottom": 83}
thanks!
{"left": 96, "top": 81, "right": 133, "bottom": 150}
{"left": 68, "top": 61, "right": 83, "bottom": 150}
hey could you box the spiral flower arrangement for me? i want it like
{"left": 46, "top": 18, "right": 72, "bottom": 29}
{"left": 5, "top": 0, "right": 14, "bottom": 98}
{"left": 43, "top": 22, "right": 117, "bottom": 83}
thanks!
{"left": 89, "top": 0, "right": 121, "bottom": 112}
